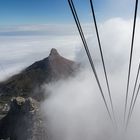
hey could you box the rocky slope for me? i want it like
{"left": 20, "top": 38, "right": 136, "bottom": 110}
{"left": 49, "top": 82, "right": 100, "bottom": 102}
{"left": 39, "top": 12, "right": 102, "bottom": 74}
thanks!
{"left": 0, "top": 97, "right": 48, "bottom": 140}
{"left": 0, "top": 48, "right": 79, "bottom": 140}
{"left": 0, "top": 48, "right": 78, "bottom": 100}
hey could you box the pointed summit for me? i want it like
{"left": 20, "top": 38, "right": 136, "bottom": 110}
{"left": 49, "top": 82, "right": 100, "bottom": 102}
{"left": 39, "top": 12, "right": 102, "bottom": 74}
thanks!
{"left": 50, "top": 48, "right": 59, "bottom": 55}
{"left": 0, "top": 48, "right": 79, "bottom": 99}
{"left": 49, "top": 48, "right": 60, "bottom": 59}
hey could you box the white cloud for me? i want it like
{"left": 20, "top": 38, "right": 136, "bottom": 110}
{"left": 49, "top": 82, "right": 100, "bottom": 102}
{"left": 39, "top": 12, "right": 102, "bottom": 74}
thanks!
{"left": 0, "top": 23, "right": 96, "bottom": 81}
{"left": 0, "top": 35, "right": 80, "bottom": 81}
{"left": 39, "top": 18, "right": 140, "bottom": 140}
{"left": 1, "top": 18, "right": 140, "bottom": 139}
{"left": 0, "top": 24, "right": 93, "bottom": 36}
{"left": 41, "top": 70, "right": 115, "bottom": 140}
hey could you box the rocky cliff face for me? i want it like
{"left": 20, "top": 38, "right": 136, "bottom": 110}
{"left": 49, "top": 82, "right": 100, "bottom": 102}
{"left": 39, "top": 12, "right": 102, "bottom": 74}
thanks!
{"left": 0, "top": 48, "right": 79, "bottom": 140}
{"left": 0, "top": 48, "right": 78, "bottom": 100}
{"left": 0, "top": 97, "right": 48, "bottom": 140}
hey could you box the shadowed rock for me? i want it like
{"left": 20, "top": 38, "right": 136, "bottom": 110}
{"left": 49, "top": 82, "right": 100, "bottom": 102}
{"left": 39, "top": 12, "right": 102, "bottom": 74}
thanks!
{"left": 0, "top": 48, "right": 79, "bottom": 100}
{"left": 0, "top": 97, "right": 48, "bottom": 140}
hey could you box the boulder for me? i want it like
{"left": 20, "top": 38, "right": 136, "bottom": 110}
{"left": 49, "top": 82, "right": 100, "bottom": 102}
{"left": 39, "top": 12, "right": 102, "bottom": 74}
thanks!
{"left": 0, "top": 97, "right": 48, "bottom": 140}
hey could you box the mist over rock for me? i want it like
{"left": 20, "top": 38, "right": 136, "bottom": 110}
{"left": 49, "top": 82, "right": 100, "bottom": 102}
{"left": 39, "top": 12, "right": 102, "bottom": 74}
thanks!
{"left": 0, "top": 97, "right": 48, "bottom": 140}
{"left": 0, "top": 48, "right": 79, "bottom": 100}
{"left": 0, "top": 48, "right": 80, "bottom": 140}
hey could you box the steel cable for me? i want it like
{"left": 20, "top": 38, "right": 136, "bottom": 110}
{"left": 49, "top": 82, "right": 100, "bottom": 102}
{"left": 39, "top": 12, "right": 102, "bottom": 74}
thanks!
{"left": 124, "top": 0, "right": 138, "bottom": 125}
{"left": 89, "top": 0, "right": 116, "bottom": 125}
{"left": 126, "top": 63, "right": 140, "bottom": 128}
{"left": 68, "top": 0, "right": 113, "bottom": 122}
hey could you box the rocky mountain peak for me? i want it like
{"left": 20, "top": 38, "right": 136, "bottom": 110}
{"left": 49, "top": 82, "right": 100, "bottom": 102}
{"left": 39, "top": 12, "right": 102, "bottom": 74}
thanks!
{"left": 0, "top": 48, "right": 79, "bottom": 140}
{"left": 0, "top": 97, "right": 47, "bottom": 140}
{"left": 11, "top": 97, "right": 38, "bottom": 112}
{"left": 49, "top": 48, "right": 60, "bottom": 59}
{"left": 0, "top": 48, "right": 79, "bottom": 100}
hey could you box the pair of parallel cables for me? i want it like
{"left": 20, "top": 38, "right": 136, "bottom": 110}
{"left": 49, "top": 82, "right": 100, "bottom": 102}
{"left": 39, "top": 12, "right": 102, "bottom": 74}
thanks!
{"left": 68, "top": 0, "right": 140, "bottom": 130}
{"left": 68, "top": 0, "right": 116, "bottom": 127}
{"left": 124, "top": 0, "right": 139, "bottom": 129}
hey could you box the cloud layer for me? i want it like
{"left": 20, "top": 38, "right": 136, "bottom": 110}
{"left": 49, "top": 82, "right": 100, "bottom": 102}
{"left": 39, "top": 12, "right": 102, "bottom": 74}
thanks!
{"left": 40, "top": 18, "right": 140, "bottom": 140}
{"left": 1, "top": 17, "right": 140, "bottom": 139}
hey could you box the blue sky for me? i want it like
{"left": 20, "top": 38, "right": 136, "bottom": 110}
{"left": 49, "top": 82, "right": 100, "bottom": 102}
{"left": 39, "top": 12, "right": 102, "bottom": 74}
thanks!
{"left": 0, "top": 0, "right": 137, "bottom": 25}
